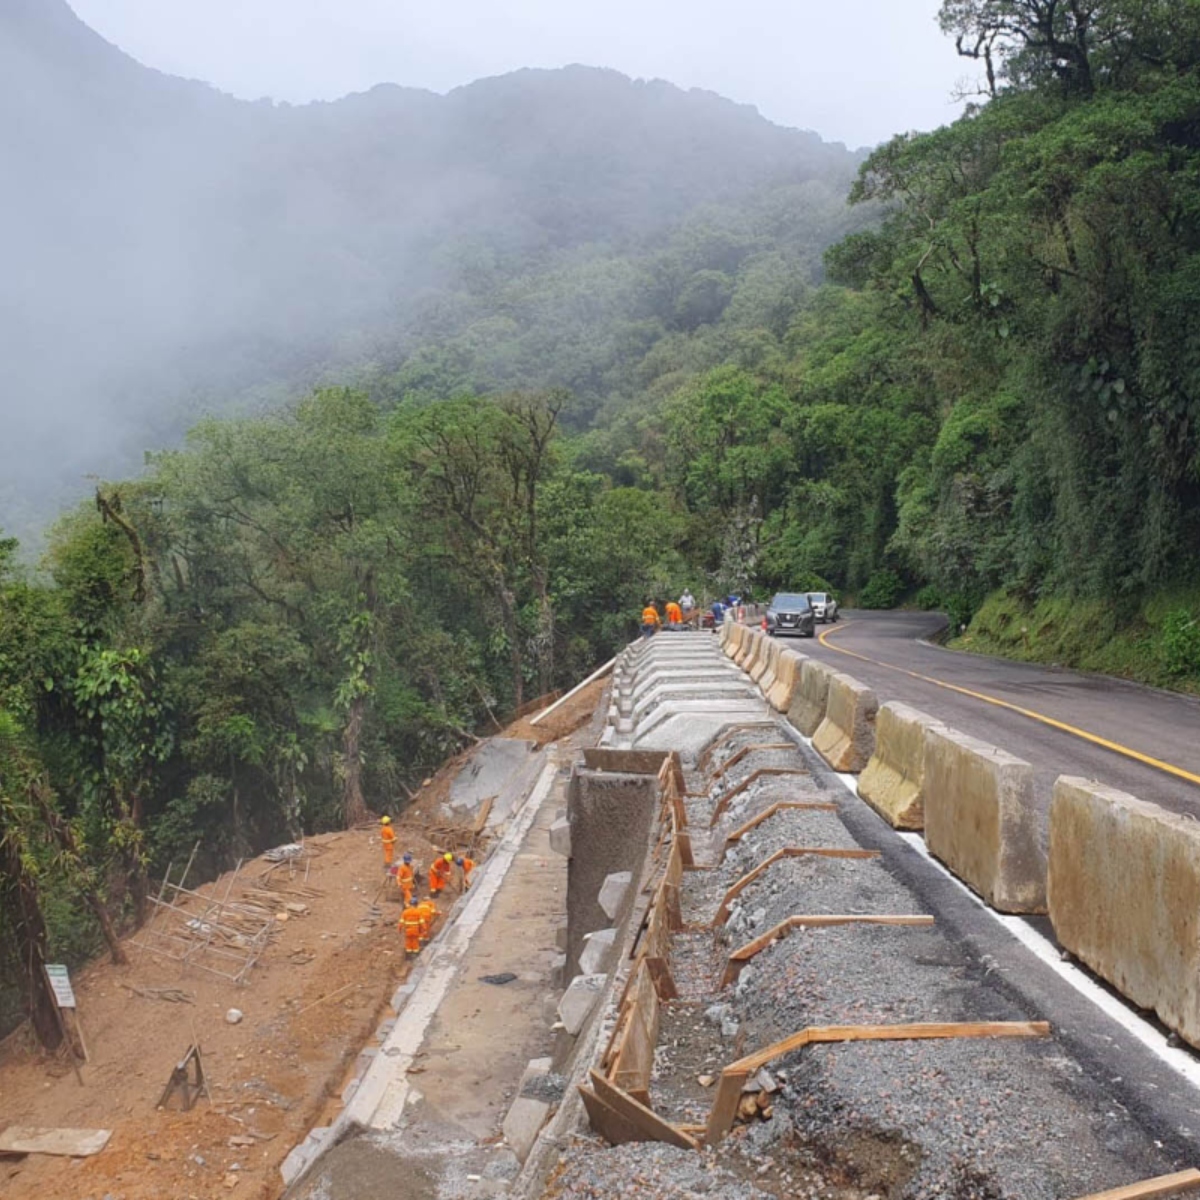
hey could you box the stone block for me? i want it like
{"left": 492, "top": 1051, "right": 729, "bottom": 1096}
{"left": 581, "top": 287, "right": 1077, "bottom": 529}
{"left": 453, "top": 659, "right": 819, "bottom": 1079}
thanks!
{"left": 787, "top": 657, "right": 835, "bottom": 737}
{"left": 1050, "top": 777, "right": 1200, "bottom": 1047}
{"left": 549, "top": 816, "right": 572, "bottom": 857}
{"left": 503, "top": 1096, "right": 552, "bottom": 1163}
{"left": 766, "top": 648, "right": 804, "bottom": 712}
{"left": 598, "top": 870, "right": 633, "bottom": 919}
{"left": 579, "top": 927, "right": 617, "bottom": 975}
{"left": 549, "top": 951, "right": 567, "bottom": 988}
{"left": 924, "top": 725, "right": 1045, "bottom": 914}
{"left": 858, "top": 702, "right": 945, "bottom": 830}
{"left": 557, "top": 972, "right": 606, "bottom": 1035}
{"left": 813, "top": 672, "right": 878, "bottom": 773}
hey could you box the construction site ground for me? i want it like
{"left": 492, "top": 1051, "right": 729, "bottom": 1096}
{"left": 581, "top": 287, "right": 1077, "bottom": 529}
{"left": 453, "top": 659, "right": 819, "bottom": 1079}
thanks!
{"left": 0, "top": 684, "right": 601, "bottom": 1200}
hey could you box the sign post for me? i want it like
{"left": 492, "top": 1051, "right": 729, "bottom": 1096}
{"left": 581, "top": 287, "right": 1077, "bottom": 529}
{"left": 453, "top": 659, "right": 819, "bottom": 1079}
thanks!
{"left": 43, "top": 963, "right": 87, "bottom": 1082}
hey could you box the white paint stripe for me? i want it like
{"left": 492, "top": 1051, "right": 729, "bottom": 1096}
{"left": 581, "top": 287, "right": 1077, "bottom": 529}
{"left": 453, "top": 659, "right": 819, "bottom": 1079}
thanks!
{"left": 345, "top": 761, "right": 560, "bottom": 1132}
{"left": 792, "top": 725, "right": 1200, "bottom": 1094}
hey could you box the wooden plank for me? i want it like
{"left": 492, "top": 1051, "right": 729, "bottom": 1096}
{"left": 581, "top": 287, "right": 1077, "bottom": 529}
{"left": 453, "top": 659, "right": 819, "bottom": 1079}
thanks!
{"left": 709, "top": 769, "right": 810, "bottom": 827}
{"left": 580, "top": 1085, "right": 649, "bottom": 1147}
{"left": 712, "top": 744, "right": 795, "bottom": 781}
{"left": 697, "top": 723, "right": 778, "bottom": 775}
{"left": 1071, "top": 1171, "right": 1200, "bottom": 1200}
{"left": 645, "top": 955, "right": 678, "bottom": 1001}
{"left": 723, "top": 802, "right": 839, "bottom": 848}
{"left": 703, "top": 1069, "right": 750, "bottom": 1146}
{"left": 471, "top": 794, "right": 494, "bottom": 835}
{"left": 583, "top": 748, "right": 669, "bottom": 775}
{"left": 0, "top": 1126, "right": 112, "bottom": 1157}
{"left": 730, "top": 1021, "right": 1051, "bottom": 1075}
{"left": 720, "top": 915, "right": 935, "bottom": 987}
{"left": 676, "top": 830, "right": 695, "bottom": 868}
{"left": 589, "top": 1071, "right": 698, "bottom": 1150}
{"left": 712, "top": 848, "right": 882, "bottom": 925}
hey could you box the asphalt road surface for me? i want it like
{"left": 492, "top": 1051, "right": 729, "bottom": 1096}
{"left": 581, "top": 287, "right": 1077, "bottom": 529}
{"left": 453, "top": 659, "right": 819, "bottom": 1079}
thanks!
{"left": 796, "top": 609, "right": 1200, "bottom": 836}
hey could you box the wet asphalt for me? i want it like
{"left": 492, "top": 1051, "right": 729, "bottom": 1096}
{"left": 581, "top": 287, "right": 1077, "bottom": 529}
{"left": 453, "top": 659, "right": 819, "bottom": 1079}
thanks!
{"left": 797, "top": 609, "right": 1200, "bottom": 830}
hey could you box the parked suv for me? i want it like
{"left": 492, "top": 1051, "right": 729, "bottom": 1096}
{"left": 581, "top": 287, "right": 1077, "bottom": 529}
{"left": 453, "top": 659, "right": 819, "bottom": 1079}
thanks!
{"left": 764, "top": 593, "right": 816, "bottom": 638}
{"left": 807, "top": 592, "right": 839, "bottom": 623}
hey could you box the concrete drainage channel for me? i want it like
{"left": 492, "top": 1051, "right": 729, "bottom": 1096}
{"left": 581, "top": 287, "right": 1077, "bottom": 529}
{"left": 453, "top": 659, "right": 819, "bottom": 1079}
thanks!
{"left": 282, "top": 628, "right": 1200, "bottom": 1199}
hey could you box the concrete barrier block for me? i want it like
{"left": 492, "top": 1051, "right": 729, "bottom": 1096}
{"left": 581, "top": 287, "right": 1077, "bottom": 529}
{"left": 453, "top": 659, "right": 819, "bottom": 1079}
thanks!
{"left": 1050, "top": 777, "right": 1200, "bottom": 1047}
{"left": 503, "top": 1096, "right": 552, "bottom": 1163}
{"left": 858, "top": 702, "right": 945, "bottom": 830}
{"left": 549, "top": 816, "right": 571, "bottom": 857}
{"left": 579, "top": 927, "right": 618, "bottom": 975}
{"left": 558, "top": 972, "right": 606, "bottom": 1035}
{"left": 813, "top": 672, "right": 878, "bottom": 773}
{"left": 727, "top": 623, "right": 745, "bottom": 661}
{"left": 736, "top": 627, "right": 761, "bottom": 671}
{"left": 755, "top": 637, "right": 781, "bottom": 689}
{"left": 766, "top": 649, "right": 804, "bottom": 712}
{"left": 924, "top": 726, "right": 1046, "bottom": 914}
{"left": 598, "top": 870, "right": 633, "bottom": 919}
{"left": 787, "top": 658, "right": 836, "bottom": 737}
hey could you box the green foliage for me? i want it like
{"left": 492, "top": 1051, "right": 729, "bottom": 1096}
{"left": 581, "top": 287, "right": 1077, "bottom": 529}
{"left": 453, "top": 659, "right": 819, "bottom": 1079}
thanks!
{"left": 859, "top": 570, "right": 905, "bottom": 610}
{"left": 1162, "top": 610, "right": 1200, "bottom": 678}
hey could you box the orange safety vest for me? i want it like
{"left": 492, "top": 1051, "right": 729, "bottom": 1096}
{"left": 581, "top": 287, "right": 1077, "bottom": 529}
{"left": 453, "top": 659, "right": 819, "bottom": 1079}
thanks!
{"left": 642, "top": 606, "right": 660, "bottom": 626}
{"left": 417, "top": 901, "right": 436, "bottom": 939}
{"left": 666, "top": 602, "right": 683, "bottom": 624}
{"left": 430, "top": 858, "right": 451, "bottom": 889}
{"left": 400, "top": 904, "right": 423, "bottom": 950}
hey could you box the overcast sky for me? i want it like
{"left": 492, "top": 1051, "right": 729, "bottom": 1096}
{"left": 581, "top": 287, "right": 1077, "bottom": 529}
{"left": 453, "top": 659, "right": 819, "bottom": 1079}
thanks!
{"left": 68, "top": 0, "right": 970, "bottom": 147}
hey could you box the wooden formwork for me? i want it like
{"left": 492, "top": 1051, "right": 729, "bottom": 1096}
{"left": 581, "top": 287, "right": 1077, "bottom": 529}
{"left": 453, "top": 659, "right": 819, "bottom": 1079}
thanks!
{"left": 709, "top": 768, "right": 809, "bottom": 828}
{"left": 703, "top": 1021, "right": 1052, "bottom": 1146}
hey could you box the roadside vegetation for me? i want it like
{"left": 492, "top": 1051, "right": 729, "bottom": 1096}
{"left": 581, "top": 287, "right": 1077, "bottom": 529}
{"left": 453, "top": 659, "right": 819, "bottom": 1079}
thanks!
{"left": 7, "top": 0, "right": 1200, "bottom": 1039}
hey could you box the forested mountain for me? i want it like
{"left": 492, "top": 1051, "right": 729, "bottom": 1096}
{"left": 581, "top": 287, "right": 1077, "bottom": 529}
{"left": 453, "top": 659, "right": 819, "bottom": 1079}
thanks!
{"left": 1, "top": 0, "right": 858, "bottom": 536}
{"left": 8, "top": 0, "right": 1200, "bottom": 1041}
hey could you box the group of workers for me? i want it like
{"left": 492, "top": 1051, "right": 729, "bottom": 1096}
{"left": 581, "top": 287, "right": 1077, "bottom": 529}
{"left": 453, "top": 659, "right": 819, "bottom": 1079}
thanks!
{"left": 641, "top": 590, "right": 741, "bottom": 638}
{"left": 379, "top": 815, "right": 476, "bottom": 957}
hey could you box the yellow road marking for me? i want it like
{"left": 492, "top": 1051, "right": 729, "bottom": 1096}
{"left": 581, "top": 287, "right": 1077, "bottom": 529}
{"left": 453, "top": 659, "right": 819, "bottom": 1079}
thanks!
{"left": 818, "top": 622, "right": 1200, "bottom": 789}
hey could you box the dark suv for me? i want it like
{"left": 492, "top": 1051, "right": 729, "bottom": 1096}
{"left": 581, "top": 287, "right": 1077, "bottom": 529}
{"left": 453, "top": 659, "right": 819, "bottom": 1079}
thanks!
{"left": 764, "top": 593, "right": 816, "bottom": 638}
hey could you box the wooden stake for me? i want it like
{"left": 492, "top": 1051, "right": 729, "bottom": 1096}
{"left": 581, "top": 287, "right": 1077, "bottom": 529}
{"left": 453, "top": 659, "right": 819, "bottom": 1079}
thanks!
{"left": 712, "top": 848, "right": 882, "bottom": 925}
{"left": 697, "top": 724, "right": 778, "bottom": 775}
{"left": 587, "top": 1070, "right": 697, "bottom": 1150}
{"left": 709, "top": 769, "right": 810, "bottom": 827}
{"left": 722, "top": 802, "right": 839, "bottom": 849}
{"left": 1071, "top": 1171, "right": 1200, "bottom": 1199}
{"left": 704, "top": 1020, "right": 1050, "bottom": 1145}
{"left": 711, "top": 744, "right": 795, "bottom": 781}
{"left": 720, "top": 914, "right": 935, "bottom": 987}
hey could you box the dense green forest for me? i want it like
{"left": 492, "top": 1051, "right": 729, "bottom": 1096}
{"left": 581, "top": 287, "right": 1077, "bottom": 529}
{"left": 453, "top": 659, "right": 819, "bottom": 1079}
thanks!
{"left": 7, "top": 0, "right": 1200, "bottom": 1040}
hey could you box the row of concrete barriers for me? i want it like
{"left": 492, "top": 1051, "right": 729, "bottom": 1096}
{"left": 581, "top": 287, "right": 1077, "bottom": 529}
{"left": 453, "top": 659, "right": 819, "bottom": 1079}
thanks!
{"left": 720, "top": 618, "right": 1200, "bottom": 1052}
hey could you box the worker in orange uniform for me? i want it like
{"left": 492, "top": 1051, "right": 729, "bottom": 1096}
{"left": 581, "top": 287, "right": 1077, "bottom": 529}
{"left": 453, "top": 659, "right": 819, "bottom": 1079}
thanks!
{"left": 429, "top": 851, "right": 453, "bottom": 897}
{"left": 641, "top": 603, "right": 661, "bottom": 639}
{"left": 396, "top": 853, "right": 415, "bottom": 905}
{"left": 455, "top": 855, "right": 475, "bottom": 892}
{"left": 400, "top": 901, "right": 423, "bottom": 956}
{"left": 417, "top": 897, "right": 437, "bottom": 944}
{"left": 665, "top": 599, "right": 683, "bottom": 627}
{"left": 380, "top": 815, "right": 396, "bottom": 867}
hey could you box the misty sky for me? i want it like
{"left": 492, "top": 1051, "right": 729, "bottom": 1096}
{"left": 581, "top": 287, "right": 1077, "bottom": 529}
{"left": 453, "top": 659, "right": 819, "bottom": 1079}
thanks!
{"left": 68, "top": 0, "right": 970, "bottom": 147}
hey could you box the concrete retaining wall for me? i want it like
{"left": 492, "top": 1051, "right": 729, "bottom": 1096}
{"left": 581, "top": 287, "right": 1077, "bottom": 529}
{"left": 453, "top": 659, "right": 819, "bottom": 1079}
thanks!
{"left": 566, "top": 770, "right": 658, "bottom": 975}
{"left": 737, "top": 627, "right": 762, "bottom": 671}
{"left": 766, "top": 649, "right": 804, "bottom": 713}
{"left": 1049, "top": 777, "right": 1200, "bottom": 1048}
{"left": 924, "top": 727, "right": 1046, "bottom": 914}
{"left": 812, "top": 672, "right": 878, "bottom": 773}
{"left": 858, "top": 702, "right": 945, "bottom": 830}
{"left": 787, "top": 657, "right": 836, "bottom": 737}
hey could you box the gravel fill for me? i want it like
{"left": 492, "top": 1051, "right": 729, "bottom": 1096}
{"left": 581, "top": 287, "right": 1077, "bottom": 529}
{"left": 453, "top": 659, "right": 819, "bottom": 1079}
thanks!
{"left": 522, "top": 1072, "right": 568, "bottom": 1103}
{"left": 775, "top": 1037, "right": 1183, "bottom": 1198}
{"left": 548, "top": 1142, "right": 770, "bottom": 1199}
{"left": 709, "top": 749, "right": 809, "bottom": 798}
{"left": 724, "top": 854, "right": 916, "bottom": 940}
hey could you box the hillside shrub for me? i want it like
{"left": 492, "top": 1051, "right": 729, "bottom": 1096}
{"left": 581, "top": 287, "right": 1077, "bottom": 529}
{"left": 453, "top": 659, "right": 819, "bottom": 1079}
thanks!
{"left": 1162, "top": 609, "right": 1200, "bottom": 677}
{"left": 859, "top": 569, "right": 903, "bottom": 610}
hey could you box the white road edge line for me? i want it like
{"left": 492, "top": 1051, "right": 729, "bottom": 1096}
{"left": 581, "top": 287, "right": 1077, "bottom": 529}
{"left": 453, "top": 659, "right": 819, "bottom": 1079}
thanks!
{"left": 797, "top": 731, "right": 1200, "bottom": 1094}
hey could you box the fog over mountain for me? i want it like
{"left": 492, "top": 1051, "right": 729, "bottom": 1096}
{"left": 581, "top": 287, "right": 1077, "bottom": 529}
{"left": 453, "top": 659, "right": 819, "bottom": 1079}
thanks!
{"left": 1, "top": 0, "right": 860, "bottom": 536}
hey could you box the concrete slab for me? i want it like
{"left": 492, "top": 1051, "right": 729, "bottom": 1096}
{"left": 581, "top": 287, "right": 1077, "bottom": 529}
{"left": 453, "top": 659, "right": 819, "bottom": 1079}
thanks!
{"left": 598, "top": 871, "right": 632, "bottom": 919}
{"left": 503, "top": 1097, "right": 551, "bottom": 1163}
{"left": 579, "top": 927, "right": 617, "bottom": 974}
{"left": 558, "top": 973, "right": 606, "bottom": 1035}
{"left": 448, "top": 737, "right": 537, "bottom": 816}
